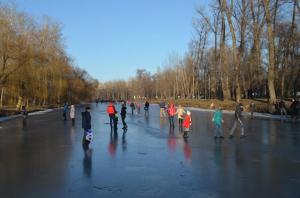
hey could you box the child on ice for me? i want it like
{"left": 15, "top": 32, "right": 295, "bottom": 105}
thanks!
{"left": 212, "top": 107, "right": 224, "bottom": 138}
{"left": 182, "top": 111, "right": 192, "bottom": 138}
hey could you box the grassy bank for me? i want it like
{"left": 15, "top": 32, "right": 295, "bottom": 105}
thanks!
{"left": 149, "top": 99, "right": 292, "bottom": 114}
{"left": 0, "top": 105, "right": 61, "bottom": 117}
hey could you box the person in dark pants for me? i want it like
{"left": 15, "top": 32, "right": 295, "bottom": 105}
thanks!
{"left": 290, "top": 99, "right": 299, "bottom": 121}
{"left": 229, "top": 103, "right": 245, "bottom": 138}
{"left": 120, "top": 103, "right": 128, "bottom": 130}
{"left": 107, "top": 102, "right": 117, "bottom": 129}
{"left": 114, "top": 111, "right": 119, "bottom": 130}
{"left": 63, "top": 103, "right": 68, "bottom": 121}
{"left": 21, "top": 105, "right": 28, "bottom": 118}
{"left": 82, "top": 106, "right": 92, "bottom": 145}
{"left": 278, "top": 100, "right": 287, "bottom": 121}
{"left": 130, "top": 102, "right": 135, "bottom": 115}
{"left": 144, "top": 101, "right": 150, "bottom": 115}
{"left": 250, "top": 102, "right": 256, "bottom": 119}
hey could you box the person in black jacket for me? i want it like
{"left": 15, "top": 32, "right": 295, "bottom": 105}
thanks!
{"left": 120, "top": 102, "right": 128, "bottom": 130}
{"left": 82, "top": 106, "right": 92, "bottom": 144}
{"left": 144, "top": 101, "right": 150, "bottom": 115}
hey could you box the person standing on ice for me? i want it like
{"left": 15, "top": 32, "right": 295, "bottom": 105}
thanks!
{"left": 107, "top": 102, "right": 117, "bottom": 130}
{"left": 159, "top": 101, "right": 166, "bottom": 117}
{"left": 212, "top": 107, "right": 224, "bottom": 138}
{"left": 229, "top": 103, "right": 245, "bottom": 138}
{"left": 144, "top": 101, "right": 150, "bottom": 114}
{"left": 70, "top": 105, "right": 76, "bottom": 125}
{"left": 120, "top": 102, "right": 128, "bottom": 130}
{"left": 130, "top": 101, "right": 135, "bottom": 115}
{"left": 82, "top": 106, "right": 92, "bottom": 145}
{"left": 167, "top": 103, "right": 177, "bottom": 129}
{"left": 176, "top": 105, "right": 186, "bottom": 132}
{"left": 63, "top": 103, "right": 68, "bottom": 121}
{"left": 183, "top": 111, "right": 192, "bottom": 138}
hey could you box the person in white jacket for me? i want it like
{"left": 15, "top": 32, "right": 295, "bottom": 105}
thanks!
{"left": 70, "top": 105, "right": 76, "bottom": 125}
{"left": 176, "top": 105, "right": 186, "bottom": 132}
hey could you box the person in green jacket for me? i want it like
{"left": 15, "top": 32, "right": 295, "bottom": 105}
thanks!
{"left": 212, "top": 107, "right": 224, "bottom": 138}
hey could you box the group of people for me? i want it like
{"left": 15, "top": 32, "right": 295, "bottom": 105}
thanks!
{"left": 129, "top": 101, "right": 149, "bottom": 115}
{"left": 66, "top": 97, "right": 300, "bottom": 146}
{"left": 160, "top": 101, "right": 245, "bottom": 139}
{"left": 159, "top": 102, "right": 192, "bottom": 138}
{"left": 275, "top": 99, "right": 300, "bottom": 121}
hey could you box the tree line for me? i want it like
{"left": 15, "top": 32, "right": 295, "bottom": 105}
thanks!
{"left": 99, "top": 0, "right": 300, "bottom": 111}
{"left": 0, "top": 5, "right": 98, "bottom": 110}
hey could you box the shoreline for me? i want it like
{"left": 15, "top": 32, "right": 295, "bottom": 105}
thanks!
{"left": 186, "top": 106, "right": 299, "bottom": 122}
{"left": 0, "top": 103, "right": 299, "bottom": 123}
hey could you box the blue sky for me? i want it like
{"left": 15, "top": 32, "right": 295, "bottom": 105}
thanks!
{"left": 7, "top": 0, "right": 208, "bottom": 82}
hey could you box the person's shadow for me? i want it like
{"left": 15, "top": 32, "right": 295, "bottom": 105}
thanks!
{"left": 183, "top": 138, "right": 192, "bottom": 163}
{"left": 108, "top": 129, "right": 118, "bottom": 157}
{"left": 82, "top": 143, "right": 92, "bottom": 178}
{"left": 122, "top": 131, "right": 127, "bottom": 152}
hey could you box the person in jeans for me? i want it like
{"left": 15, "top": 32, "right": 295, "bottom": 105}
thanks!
{"left": 229, "top": 103, "right": 245, "bottom": 138}
{"left": 167, "top": 103, "right": 177, "bottom": 128}
{"left": 159, "top": 101, "right": 166, "bottom": 117}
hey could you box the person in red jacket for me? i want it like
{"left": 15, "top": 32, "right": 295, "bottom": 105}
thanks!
{"left": 183, "top": 111, "right": 192, "bottom": 138}
{"left": 167, "top": 103, "right": 177, "bottom": 129}
{"left": 107, "top": 102, "right": 116, "bottom": 129}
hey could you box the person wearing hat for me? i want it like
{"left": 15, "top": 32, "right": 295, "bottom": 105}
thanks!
{"left": 183, "top": 111, "right": 192, "bottom": 138}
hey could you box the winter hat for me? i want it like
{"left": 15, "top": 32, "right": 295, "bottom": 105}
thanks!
{"left": 187, "top": 111, "right": 191, "bottom": 115}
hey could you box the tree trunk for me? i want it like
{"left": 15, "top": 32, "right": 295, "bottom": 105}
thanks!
{"left": 0, "top": 87, "right": 4, "bottom": 108}
{"left": 224, "top": 0, "right": 241, "bottom": 102}
{"left": 262, "top": 0, "right": 277, "bottom": 107}
{"left": 219, "top": 0, "right": 231, "bottom": 100}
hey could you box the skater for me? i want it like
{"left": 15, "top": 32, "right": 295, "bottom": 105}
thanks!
{"left": 212, "top": 107, "right": 224, "bottom": 138}
{"left": 144, "top": 101, "right": 150, "bottom": 114}
{"left": 136, "top": 102, "right": 141, "bottom": 114}
{"left": 176, "top": 105, "right": 186, "bottom": 131}
{"left": 107, "top": 102, "right": 117, "bottom": 129}
{"left": 250, "top": 102, "right": 256, "bottom": 119}
{"left": 229, "top": 103, "right": 245, "bottom": 138}
{"left": 290, "top": 99, "right": 299, "bottom": 121}
{"left": 82, "top": 106, "right": 92, "bottom": 145}
{"left": 63, "top": 103, "right": 68, "bottom": 121}
{"left": 70, "top": 105, "right": 76, "bottom": 125}
{"left": 183, "top": 111, "right": 192, "bottom": 138}
{"left": 21, "top": 105, "right": 28, "bottom": 118}
{"left": 120, "top": 102, "right": 128, "bottom": 130}
{"left": 159, "top": 101, "right": 166, "bottom": 117}
{"left": 278, "top": 99, "right": 287, "bottom": 121}
{"left": 167, "top": 103, "right": 177, "bottom": 128}
{"left": 130, "top": 101, "right": 135, "bottom": 115}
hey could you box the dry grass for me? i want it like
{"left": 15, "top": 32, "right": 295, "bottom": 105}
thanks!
{"left": 149, "top": 99, "right": 290, "bottom": 114}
